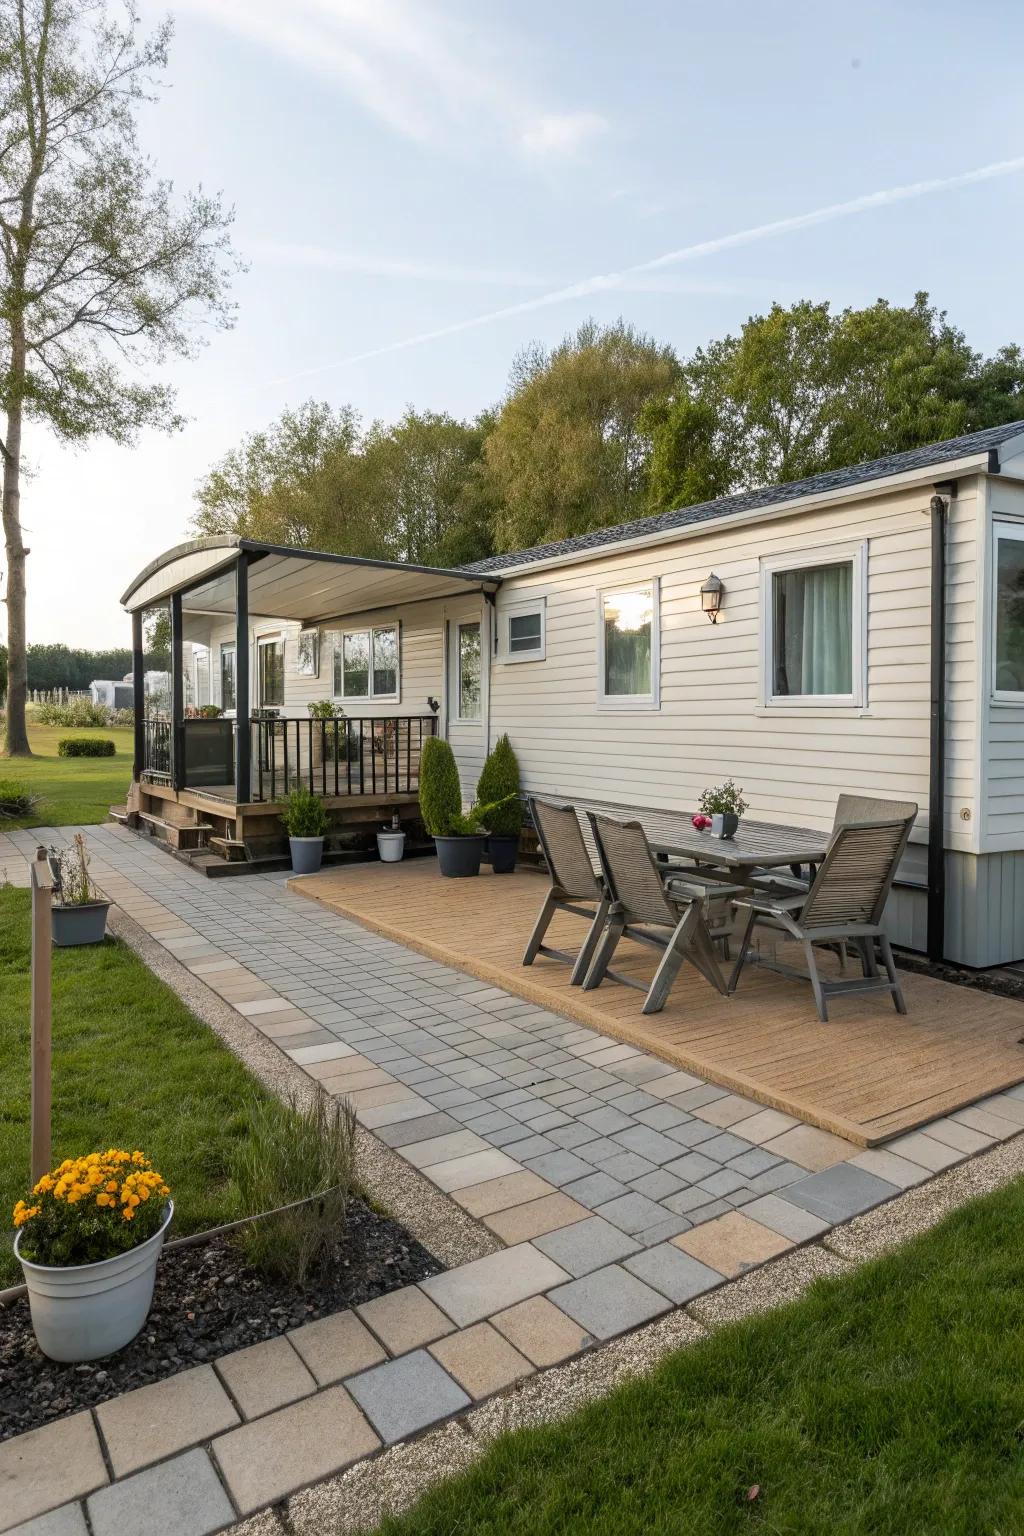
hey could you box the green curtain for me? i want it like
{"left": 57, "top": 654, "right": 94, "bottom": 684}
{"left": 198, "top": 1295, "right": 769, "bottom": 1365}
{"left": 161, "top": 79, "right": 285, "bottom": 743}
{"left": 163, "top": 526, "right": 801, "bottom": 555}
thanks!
{"left": 773, "top": 563, "right": 852, "bottom": 696}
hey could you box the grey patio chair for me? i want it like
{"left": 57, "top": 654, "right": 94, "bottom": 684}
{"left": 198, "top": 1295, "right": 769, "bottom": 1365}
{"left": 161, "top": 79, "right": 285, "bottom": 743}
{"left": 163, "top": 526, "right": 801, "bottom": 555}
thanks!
{"left": 522, "top": 799, "right": 611, "bottom": 985}
{"left": 581, "top": 812, "right": 746, "bottom": 1015}
{"left": 728, "top": 813, "right": 915, "bottom": 1022}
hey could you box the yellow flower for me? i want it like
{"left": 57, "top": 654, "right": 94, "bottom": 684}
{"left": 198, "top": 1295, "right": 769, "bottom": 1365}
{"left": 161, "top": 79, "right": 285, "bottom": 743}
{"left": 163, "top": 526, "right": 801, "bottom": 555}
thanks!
{"left": 122, "top": 1206, "right": 135, "bottom": 1221}
{"left": 96, "top": 1192, "right": 113, "bottom": 1208}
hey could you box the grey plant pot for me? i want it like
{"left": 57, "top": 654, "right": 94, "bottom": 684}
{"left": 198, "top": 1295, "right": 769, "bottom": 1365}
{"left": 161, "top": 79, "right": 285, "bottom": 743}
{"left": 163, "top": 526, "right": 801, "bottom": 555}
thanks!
{"left": 16, "top": 1200, "right": 173, "bottom": 1362}
{"left": 486, "top": 835, "right": 519, "bottom": 874}
{"left": 51, "top": 901, "right": 110, "bottom": 947}
{"left": 289, "top": 836, "right": 325, "bottom": 874}
{"left": 434, "top": 835, "right": 485, "bottom": 878}
{"left": 711, "top": 812, "right": 739, "bottom": 840}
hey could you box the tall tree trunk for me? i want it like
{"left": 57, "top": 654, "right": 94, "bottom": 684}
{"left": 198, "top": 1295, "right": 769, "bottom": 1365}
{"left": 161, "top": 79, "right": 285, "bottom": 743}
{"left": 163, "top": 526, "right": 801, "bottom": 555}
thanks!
{"left": 2, "top": 381, "right": 31, "bottom": 756}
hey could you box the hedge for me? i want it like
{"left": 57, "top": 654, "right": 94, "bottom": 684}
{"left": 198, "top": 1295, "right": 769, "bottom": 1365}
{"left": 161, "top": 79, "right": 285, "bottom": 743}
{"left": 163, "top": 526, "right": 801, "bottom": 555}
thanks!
{"left": 57, "top": 736, "right": 116, "bottom": 758}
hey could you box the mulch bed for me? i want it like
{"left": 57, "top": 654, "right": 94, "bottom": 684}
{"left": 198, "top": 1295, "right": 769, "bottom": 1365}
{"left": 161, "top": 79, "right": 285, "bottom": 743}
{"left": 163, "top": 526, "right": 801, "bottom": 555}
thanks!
{"left": 0, "top": 1196, "right": 441, "bottom": 1441}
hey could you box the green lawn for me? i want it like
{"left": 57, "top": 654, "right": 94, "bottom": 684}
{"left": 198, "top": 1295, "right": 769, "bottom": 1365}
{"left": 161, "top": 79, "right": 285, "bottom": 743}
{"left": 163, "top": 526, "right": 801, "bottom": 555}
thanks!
{"left": 0, "top": 886, "right": 284, "bottom": 1284}
{"left": 375, "top": 1179, "right": 1024, "bottom": 1536}
{"left": 0, "top": 722, "right": 133, "bottom": 827}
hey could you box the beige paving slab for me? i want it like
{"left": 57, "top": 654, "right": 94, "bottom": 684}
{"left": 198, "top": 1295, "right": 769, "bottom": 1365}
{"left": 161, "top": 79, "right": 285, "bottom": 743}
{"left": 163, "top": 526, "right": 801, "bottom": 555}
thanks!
{"left": 483, "top": 1192, "right": 590, "bottom": 1245}
{"left": 691, "top": 1093, "right": 762, "bottom": 1129}
{"left": 358, "top": 1095, "right": 434, "bottom": 1129}
{"left": 0, "top": 1411, "right": 107, "bottom": 1534}
{"left": 490, "top": 1295, "right": 595, "bottom": 1367}
{"left": 645, "top": 1069, "right": 704, "bottom": 1099}
{"left": 762, "top": 1123, "right": 857, "bottom": 1172}
{"left": 317, "top": 1067, "right": 395, "bottom": 1094}
{"left": 356, "top": 1287, "right": 455, "bottom": 1355}
{"left": 213, "top": 1386, "right": 380, "bottom": 1517}
{"left": 95, "top": 1363, "right": 240, "bottom": 1478}
{"left": 289, "top": 1310, "right": 388, "bottom": 1386}
{"left": 848, "top": 1148, "right": 931, "bottom": 1189}
{"left": 420, "top": 1244, "right": 570, "bottom": 1328}
{"left": 452, "top": 1170, "right": 556, "bottom": 1218}
{"left": 673, "top": 1211, "right": 794, "bottom": 1279}
{"left": 425, "top": 1148, "right": 524, "bottom": 1194}
{"left": 346, "top": 1083, "right": 419, "bottom": 1110}
{"left": 728, "top": 1107, "right": 800, "bottom": 1144}
{"left": 881, "top": 1131, "right": 963, "bottom": 1173}
{"left": 236, "top": 997, "right": 295, "bottom": 1017}
{"left": 428, "top": 1322, "right": 534, "bottom": 1400}
{"left": 401, "top": 1130, "right": 489, "bottom": 1169}
{"left": 215, "top": 1336, "right": 317, "bottom": 1420}
{"left": 304, "top": 1052, "right": 376, "bottom": 1082}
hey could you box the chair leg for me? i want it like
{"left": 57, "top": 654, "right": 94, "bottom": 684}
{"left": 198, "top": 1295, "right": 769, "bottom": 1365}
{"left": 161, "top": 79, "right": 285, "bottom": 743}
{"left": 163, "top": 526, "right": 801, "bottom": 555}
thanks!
{"left": 581, "top": 912, "right": 625, "bottom": 991}
{"left": 803, "top": 938, "right": 829, "bottom": 1022}
{"left": 522, "top": 889, "right": 558, "bottom": 967}
{"left": 570, "top": 895, "right": 610, "bottom": 985}
{"left": 727, "top": 909, "right": 757, "bottom": 994}
{"left": 879, "top": 933, "right": 907, "bottom": 1014}
{"left": 642, "top": 910, "right": 695, "bottom": 1015}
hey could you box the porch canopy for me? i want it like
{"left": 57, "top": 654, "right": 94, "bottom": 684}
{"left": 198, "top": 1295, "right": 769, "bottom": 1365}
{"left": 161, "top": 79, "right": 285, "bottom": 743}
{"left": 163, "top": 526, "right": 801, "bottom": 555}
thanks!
{"left": 121, "top": 535, "right": 501, "bottom": 794}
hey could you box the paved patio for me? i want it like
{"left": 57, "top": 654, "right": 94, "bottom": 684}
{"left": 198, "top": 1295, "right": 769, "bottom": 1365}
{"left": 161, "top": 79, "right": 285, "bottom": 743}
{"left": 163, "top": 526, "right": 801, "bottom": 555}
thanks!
{"left": 3, "top": 824, "right": 1024, "bottom": 1533}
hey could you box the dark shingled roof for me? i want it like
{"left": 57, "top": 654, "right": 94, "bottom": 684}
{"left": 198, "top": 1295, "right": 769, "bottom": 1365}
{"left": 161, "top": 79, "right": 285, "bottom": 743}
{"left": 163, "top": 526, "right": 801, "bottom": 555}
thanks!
{"left": 463, "top": 420, "right": 1024, "bottom": 575}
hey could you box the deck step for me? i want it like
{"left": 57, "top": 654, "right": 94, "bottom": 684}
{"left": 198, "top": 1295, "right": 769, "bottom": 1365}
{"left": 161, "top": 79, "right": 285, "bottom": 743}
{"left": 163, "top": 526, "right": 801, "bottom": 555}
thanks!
{"left": 139, "top": 810, "right": 213, "bottom": 851}
{"left": 209, "top": 836, "right": 248, "bottom": 863}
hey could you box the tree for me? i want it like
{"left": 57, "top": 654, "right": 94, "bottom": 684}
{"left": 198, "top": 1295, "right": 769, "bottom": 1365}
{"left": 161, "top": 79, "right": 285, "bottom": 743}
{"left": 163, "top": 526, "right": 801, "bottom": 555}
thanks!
{"left": 0, "top": 1, "right": 239, "bottom": 755}
{"left": 358, "top": 409, "right": 494, "bottom": 568}
{"left": 483, "top": 319, "right": 682, "bottom": 551}
{"left": 646, "top": 293, "right": 1024, "bottom": 511}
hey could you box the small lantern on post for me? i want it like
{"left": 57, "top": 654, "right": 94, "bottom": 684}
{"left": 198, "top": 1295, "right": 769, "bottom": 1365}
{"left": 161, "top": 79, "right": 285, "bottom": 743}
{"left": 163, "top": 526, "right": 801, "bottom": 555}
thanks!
{"left": 700, "top": 572, "right": 725, "bottom": 623}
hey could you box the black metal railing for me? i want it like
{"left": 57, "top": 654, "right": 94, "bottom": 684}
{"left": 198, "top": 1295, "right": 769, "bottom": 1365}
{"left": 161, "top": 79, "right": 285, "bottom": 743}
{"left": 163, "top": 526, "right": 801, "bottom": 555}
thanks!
{"left": 250, "top": 714, "right": 438, "bottom": 802}
{"left": 142, "top": 718, "right": 172, "bottom": 781}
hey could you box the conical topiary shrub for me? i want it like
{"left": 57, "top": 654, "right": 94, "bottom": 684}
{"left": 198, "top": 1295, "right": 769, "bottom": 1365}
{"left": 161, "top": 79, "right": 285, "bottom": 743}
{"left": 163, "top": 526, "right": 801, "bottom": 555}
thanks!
{"left": 477, "top": 734, "right": 522, "bottom": 872}
{"left": 418, "top": 735, "right": 462, "bottom": 837}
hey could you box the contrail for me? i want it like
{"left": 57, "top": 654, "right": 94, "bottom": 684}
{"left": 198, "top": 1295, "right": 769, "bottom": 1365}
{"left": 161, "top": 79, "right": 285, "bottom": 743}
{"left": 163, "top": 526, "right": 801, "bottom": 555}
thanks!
{"left": 260, "top": 154, "right": 1024, "bottom": 388}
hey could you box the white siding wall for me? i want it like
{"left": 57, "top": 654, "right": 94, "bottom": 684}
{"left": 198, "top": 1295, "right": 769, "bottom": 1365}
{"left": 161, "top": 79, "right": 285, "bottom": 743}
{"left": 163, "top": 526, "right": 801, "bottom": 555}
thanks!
{"left": 489, "top": 480, "right": 981, "bottom": 852}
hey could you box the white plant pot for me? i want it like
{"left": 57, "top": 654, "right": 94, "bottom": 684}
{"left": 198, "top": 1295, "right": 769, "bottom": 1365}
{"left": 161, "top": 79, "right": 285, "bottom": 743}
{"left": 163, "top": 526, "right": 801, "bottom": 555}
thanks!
{"left": 377, "top": 830, "right": 406, "bottom": 862}
{"left": 15, "top": 1200, "right": 173, "bottom": 1362}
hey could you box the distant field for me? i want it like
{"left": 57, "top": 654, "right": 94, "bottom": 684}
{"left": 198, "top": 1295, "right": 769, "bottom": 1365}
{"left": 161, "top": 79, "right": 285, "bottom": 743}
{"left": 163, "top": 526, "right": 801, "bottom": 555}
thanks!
{"left": 0, "top": 723, "right": 133, "bottom": 828}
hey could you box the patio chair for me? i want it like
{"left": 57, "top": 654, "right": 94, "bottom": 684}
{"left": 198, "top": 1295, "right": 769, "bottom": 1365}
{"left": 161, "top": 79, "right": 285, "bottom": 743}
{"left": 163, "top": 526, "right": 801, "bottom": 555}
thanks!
{"left": 728, "top": 813, "right": 915, "bottom": 1022}
{"left": 522, "top": 799, "right": 611, "bottom": 985}
{"left": 581, "top": 812, "right": 747, "bottom": 1015}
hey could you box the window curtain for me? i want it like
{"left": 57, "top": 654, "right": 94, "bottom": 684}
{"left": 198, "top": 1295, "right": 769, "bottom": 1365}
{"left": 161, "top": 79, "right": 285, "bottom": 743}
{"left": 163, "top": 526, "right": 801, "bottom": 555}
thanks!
{"left": 773, "top": 563, "right": 852, "bottom": 696}
{"left": 604, "top": 590, "right": 653, "bottom": 696}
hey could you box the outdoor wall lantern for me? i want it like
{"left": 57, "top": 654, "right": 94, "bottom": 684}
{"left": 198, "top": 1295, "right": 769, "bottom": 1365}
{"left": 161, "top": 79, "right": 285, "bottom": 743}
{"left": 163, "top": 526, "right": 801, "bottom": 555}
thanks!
{"left": 700, "top": 572, "right": 725, "bottom": 623}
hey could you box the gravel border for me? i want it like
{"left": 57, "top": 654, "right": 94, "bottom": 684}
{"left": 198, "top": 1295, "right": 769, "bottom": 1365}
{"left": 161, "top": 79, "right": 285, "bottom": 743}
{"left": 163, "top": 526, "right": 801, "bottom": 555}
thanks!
{"left": 107, "top": 905, "right": 499, "bottom": 1270}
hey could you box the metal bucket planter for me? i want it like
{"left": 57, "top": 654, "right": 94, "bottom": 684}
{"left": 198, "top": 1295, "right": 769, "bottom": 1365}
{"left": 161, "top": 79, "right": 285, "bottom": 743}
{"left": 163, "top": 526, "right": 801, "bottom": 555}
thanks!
{"left": 486, "top": 835, "right": 519, "bottom": 874}
{"left": 51, "top": 900, "right": 111, "bottom": 947}
{"left": 289, "top": 836, "right": 325, "bottom": 875}
{"left": 377, "top": 830, "right": 406, "bottom": 863}
{"left": 434, "top": 835, "right": 485, "bottom": 878}
{"left": 15, "top": 1201, "right": 174, "bottom": 1362}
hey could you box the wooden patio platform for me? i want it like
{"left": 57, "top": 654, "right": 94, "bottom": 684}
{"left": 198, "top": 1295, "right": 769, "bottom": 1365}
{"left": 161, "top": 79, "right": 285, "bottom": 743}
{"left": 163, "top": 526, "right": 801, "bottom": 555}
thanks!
{"left": 291, "top": 861, "right": 1024, "bottom": 1147}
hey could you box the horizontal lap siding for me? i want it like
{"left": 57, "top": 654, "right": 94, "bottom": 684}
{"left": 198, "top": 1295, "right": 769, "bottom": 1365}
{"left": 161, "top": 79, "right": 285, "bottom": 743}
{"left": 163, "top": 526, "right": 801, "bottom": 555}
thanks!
{"left": 985, "top": 480, "right": 1024, "bottom": 853}
{"left": 490, "top": 483, "right": 979, "bottom": 853}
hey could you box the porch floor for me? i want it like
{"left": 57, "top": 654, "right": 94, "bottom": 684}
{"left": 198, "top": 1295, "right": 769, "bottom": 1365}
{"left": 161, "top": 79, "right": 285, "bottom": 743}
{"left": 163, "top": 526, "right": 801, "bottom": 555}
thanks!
{"left": 291, "top": 861, "right": 1024, "bottom": 1146}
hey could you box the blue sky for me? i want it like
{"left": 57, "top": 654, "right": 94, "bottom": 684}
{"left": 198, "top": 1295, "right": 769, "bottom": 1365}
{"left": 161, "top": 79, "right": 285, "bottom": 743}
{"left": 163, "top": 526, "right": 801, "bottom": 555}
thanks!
{"left": 24, "top": 0, "right": 1024, "bottom": 645}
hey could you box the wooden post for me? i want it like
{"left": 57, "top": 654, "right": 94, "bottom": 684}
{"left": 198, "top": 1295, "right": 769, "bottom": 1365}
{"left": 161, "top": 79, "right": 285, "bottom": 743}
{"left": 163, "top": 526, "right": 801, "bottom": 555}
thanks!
{"left": 30, "top": 847, "right": 54, "bottom": 1185}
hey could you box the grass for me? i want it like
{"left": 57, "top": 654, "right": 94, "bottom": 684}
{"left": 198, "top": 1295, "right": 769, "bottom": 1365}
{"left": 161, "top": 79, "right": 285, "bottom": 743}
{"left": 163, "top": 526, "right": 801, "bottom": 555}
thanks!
{"left": 0, "top": 721, "right": 133, "bottom": 828}
{"left": 374, "top": 1180, "right": 1024, "bottom": 1536}
{"left": 0, "top": 885, "right": 295, "bottom": 1285}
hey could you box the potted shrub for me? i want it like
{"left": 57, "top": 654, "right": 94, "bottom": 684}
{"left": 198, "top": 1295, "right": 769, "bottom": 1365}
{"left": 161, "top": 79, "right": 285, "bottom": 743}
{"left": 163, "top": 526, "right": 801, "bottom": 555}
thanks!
{"left": 377, "top": 811, "right": 406, "bottom": 863}
{"left": 283, "top": 785, "right": 329, "bottom": 873}
{"left": 419, "top": 737, "right": 517, "bottom": 877}
{"left": 477, "top": 734, "right": 523, "bottom": 873}
{"left": 13, "top": 1150, "right": 173, "bottom": 1362}
{"left": 48, "top": 834, "right": 111, "bottom": 946}
{"left": 308, "top": 699, "right": 344, "bottom": 769}
{"left": 698, "top": 779, "right": 749, "bottom": 840}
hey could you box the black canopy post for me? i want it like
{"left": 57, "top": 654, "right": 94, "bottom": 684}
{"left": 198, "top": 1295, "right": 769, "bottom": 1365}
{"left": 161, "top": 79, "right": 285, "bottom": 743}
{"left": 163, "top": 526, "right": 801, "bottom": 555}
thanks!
{"left": 131, "top": 609, "right": 145, "bottom": 781}
{"left": 235, "top": 552, "right": 250, "bottom": 802}
{"left": 170, "top": 591, "right": 184, "bottom": 791}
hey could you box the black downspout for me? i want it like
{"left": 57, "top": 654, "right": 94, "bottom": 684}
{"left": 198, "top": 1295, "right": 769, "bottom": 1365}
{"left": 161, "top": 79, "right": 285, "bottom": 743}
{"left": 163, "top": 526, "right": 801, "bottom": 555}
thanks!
{"left": 927, "top": 492, "right": 947, "bottom": 962}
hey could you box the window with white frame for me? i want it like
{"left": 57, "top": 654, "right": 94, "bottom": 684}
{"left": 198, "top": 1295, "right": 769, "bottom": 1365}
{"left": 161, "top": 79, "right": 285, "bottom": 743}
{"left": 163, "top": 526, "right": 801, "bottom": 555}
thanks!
{"left": 332, "top": 624, "right": 400, "bottom": 702}
{"left": 457, "top": 621, "right": 482, "bottom": 720}
{"left": 257, "top": 637, "right": 285, "bottom": 707}
{"left": 220, "top": 645, "right": 236, "bottom": 713}
{"left": 760, "top": 543, "right": 865, "bottom": 707}
{"left": 993, "top": 522, "right": 1024, "bottom": 697}
{"left": 499, "top": 599, "right": 546, "bottom": 662}
{"left": 598, "top": 580, "right": 660, "bottom": 707}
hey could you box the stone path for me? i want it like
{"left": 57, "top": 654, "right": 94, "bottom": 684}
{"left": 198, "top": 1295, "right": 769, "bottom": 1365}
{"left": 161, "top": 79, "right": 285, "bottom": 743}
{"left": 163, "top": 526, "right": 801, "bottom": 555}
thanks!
{"left": 3, "top": 824, "right": 1024, "bottom": 1534}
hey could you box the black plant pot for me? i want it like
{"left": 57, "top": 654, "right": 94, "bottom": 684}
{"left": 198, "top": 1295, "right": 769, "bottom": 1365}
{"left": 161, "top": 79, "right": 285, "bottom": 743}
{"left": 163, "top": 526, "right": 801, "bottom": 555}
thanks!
{"left": 434, "top": 835, "right": 485, "bottom": 878}
{"left": 712, "top": 812, "right": 739, "bottom": 840}
{"left": 486, "top": 835, "right": 519, "bottom": 875}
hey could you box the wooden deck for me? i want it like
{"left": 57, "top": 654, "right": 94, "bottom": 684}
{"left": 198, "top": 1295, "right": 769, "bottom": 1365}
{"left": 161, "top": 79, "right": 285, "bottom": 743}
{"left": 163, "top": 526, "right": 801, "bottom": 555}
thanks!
{"left": 291, "top": 861, "right": 1024, "bottom": 1147}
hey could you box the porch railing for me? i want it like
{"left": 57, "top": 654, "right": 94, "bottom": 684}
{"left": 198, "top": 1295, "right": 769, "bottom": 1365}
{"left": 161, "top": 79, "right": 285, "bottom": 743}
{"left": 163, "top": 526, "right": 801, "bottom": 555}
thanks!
{"left": 250, "top": 715, "right": 438, "bottom": 801}
{"left": 142, "top": 718, "right": 172, "bottom": 781}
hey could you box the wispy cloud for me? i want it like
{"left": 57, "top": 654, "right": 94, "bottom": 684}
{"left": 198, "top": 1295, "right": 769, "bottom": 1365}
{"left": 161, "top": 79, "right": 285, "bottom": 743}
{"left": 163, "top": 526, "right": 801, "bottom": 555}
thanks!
{"left": 179, "top": 0, "right": 607, "bottom": 159}
{"left": 249, "top": 240, "right": 550, "bottom": 289}
{"left": 256, "top": 155, "right": 1024, "bottom": 388}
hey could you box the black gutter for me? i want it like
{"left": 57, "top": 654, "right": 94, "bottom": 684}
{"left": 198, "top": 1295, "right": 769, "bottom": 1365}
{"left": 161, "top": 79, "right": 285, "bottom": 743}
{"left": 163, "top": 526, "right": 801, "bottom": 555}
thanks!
{"left": 927, "top": 490, "right": 950, "bottom": 962}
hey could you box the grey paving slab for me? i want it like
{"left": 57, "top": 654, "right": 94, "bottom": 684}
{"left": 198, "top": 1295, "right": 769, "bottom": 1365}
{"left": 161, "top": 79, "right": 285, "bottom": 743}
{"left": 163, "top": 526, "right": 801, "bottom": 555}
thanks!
{"left": 634, "top": 1103, "right": 692, "bottom": 1131}
{"left": 87, "top": 1450, "right": 232, "bottom": 1536}
{"left": 664, "top": 1150, "right": 720, "bottom": 1185}
{"left": 612, "top": 1126, "right": 688, "bottom": 1165}
{"left": 740, "top": 1193, "right": 832, "bottom": 1242}
{"left": 533, "top": 1215, "right": 641, "bottom": 1277}
{"left": 6, "top": 1507, "right": 88, "bottom": 1536}
{"left": 596, "top": 1150, "right": 658, "bottom": 1183}
{"left": 421, "top": 1244, "right": 570, "bottom": 1326}
{"left": 699, "top": 1131, "right": 758, "bottom": 1163}
{"left": 345, "top": 1350, "right": 470, "bottom": 1444}
{"left": 593, "top": 1191, "right": 671, "bottom": 1235}
{"left": 561, "top": 1170, "right": 629, "bottom": 1207}
{"left": 622, "top": 1243, "right": 724, "bottom": 1303}
{"left": 636, "top": 1213, "right": 693, "bottom": 1246}
{"left": 549, "top": 1264, "right": 671, "bottom": 1340}
{"left": 376, "top": 1112, "right": 463, "bottom": 1148}
{"left": 521, "top": 1149, "right": 595, "bottom": 1186}
{"left": 784, "top": 1164, "right": 900, "bottom": 1223}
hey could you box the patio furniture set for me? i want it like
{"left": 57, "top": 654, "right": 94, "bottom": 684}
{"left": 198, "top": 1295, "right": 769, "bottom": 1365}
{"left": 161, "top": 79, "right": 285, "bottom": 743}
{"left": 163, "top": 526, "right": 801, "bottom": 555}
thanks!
{"left": 524, "top": 795, "right": 918, "bottom": 1024}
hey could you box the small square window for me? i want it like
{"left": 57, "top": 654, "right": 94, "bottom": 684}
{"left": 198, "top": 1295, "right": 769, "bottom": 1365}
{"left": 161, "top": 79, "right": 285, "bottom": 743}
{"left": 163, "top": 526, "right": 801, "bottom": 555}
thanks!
{"left": 501, "top": 600, "right": 546, "bottom": 662}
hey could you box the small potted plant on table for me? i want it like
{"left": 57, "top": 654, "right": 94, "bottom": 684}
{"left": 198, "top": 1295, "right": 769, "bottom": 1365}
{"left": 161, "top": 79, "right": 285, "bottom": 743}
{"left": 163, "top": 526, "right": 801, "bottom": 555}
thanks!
{"left": 477, "top": 734, "right": 523, "bottom": 874}
{"left": 13, "top": 1150, "right": 173, "bottom": 1362}
{"left": 48, "top": 833, "right": 111, "bottom": 946}
{"left": 283, "top": 785, "right": 329, "bottom": 874}
{"left": 698, "top": 779, "right": 748, "bottom": 840}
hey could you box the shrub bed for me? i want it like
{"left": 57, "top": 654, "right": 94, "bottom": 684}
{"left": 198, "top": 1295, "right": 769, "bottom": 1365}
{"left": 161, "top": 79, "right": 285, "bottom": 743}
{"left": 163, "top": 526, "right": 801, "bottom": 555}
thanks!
{"left": 57, "top": 736, "right": 116, "bottom": 758}
{"left": 0, "top": 778, "right": 39, "bottom": 819}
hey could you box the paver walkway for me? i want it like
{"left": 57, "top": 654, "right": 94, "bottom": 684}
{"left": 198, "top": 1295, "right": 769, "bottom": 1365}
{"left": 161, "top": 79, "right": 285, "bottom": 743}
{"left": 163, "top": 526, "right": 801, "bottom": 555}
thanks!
{"left": 4, "top": 824, "right": 1024, "bottom": 1534}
